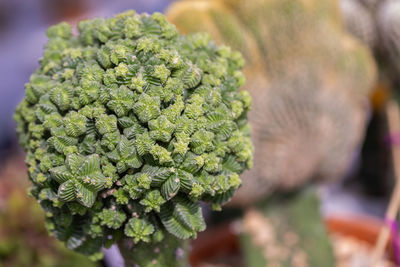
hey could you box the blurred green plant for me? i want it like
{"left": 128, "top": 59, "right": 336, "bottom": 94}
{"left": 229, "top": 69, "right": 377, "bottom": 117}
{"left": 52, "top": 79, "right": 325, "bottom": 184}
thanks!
{"left": 0, "top": 158, "right": 99, "bottom": 267}
{"left": 241, "top": 189, "right": 334, "bottom": 267}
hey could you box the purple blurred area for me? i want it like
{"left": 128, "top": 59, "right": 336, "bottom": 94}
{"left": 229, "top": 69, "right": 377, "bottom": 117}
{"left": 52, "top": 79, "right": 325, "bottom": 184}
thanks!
{"left": 0, "top": 0, "right": 173, "bottom": 155}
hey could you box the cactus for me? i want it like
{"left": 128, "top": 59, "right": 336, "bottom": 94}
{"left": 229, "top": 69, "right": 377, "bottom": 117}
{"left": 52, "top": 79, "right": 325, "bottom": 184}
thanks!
{"left": 340, "top": 0, "right": 377, "bottom": 48}
{"left": 167, "top": 0, "right": 376, "bottom": 205}
{"left": 340, "top": 0, "right": 400, "bottom": 84}
{"left": 14, "top": 11, "right": 253, "bottom": 266}
{"left": 377, "top": 0, "right": 400, "bottom": 78}
{"left": 241, "top": 189, "right": 335, "bottom": 266}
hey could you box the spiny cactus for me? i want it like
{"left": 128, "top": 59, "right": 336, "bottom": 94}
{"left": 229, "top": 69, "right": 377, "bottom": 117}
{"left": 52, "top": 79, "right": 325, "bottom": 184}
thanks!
{"left": 340, "top": 0, "right": 400, "bottom": 84}
{"left": 167, "top": 0, "right": 376, "bottom": 205}
{"left": 14, "top": 10, "right": 253, "bottom": 265}
{"left": 340, "top": 0, "right": 377, "bottom": 48}
{"left": 377, "top": 0, "right": 400, "bottom": 77}
{"left": 241, "top": 189, "right": 335, "bottom": 266}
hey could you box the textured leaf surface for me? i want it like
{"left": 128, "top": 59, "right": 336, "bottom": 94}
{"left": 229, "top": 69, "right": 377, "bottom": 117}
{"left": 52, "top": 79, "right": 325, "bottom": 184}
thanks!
{"left": 161, "top": 175, "right": 181, "bottom": 200}
{"left": 58, "top": 180, "right": 76, "bottom": 201}
{"left": 14, "top": 10, "right": 253, "bottom": 261}
{"left": 160, "top": 197, "right": 205, "bottom": 239}
{"left": 124, "top": 218, "right": 155, "bottom": 243}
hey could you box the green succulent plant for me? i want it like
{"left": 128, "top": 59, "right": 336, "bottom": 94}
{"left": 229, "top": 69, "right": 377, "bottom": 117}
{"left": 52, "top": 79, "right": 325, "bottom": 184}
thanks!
{"left": 14, "top": 10, "right": 253, "bottom": 266}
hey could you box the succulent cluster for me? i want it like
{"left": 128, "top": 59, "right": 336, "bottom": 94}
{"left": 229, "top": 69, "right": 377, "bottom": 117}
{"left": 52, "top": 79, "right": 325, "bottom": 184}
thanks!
{"left": 14, "top": 10, "right": 252, "bottom": 259}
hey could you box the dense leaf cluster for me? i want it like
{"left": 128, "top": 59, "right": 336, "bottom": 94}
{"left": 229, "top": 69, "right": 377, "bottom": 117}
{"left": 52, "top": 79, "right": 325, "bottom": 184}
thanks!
{"left": 14, "top": 10, "right": 253, "bottom": 258}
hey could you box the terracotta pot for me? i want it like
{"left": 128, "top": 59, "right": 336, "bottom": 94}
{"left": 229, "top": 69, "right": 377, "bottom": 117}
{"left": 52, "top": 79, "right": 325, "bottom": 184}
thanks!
{"left": 189, "top": 215, "right": 397, "bottom": 265}
{"left": 324, "top": 215, "right": 395, "bottom": 262}
{"left": 190, "top": 223, "right": 239, "bottom": 266}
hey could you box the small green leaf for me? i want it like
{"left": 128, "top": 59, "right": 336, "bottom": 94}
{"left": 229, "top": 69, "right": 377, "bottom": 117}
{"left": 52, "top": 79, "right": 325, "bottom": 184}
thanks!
{"left": 108, "top": 136, "right": 142, "bottom": 173}
{"left": 177, "top": 169, "right": 194, "bottom": 191}
{"left": 124, "top": 218, "right": 154, "bottom": 243}
{"left": 132, "top": 93, "right": 160, "bottom": 123}
{"left": 50, "top": 166, "right": 73, "bottom": 183}
{"left": 142, "top": 165, "right": 172, "bottom": 186}
{"left": 79, "top": 171, "right": 106, "bottom": 192}
{"left": 58, "top": 180, "right": 76, "bottom": 202}
{"left": 78, "top": 154, "right": 101, "bottom": 176}
{"left": 152, "top": 64, "right": 171, "bottom": 83}
{"left": 136, "top": 173, "right": 151, "bottom": 189}
{"left": 95, "top": 114, "right": 118, "bottom": 135}
{"left": 107, "top": 86, "right": 134, "bottom": 117}
{"left": 75, "top": 183, "right": 97, "bottom": 207}
{"left": 134, "top": 131, "right": 155, "bottom": 156}
{"left": 161, "top": 175, "right": 180, "bottom": 200}
{"left": 66, "top": 154, "right": 85, "bottom": 174}
{"left": 140, "top": 190, "right": 165, "bottom": 212}
{"left": 64, "top": 111, "right": 87, "bottom": 137}
{"left": 148, "top": 115, "right": 175, "bottom": 142}
{"left": 114, "top": 189, "right": 129, "bottom": 205}
{"left": 172, "top": 197, "right": 206, "bottom": 232}
{"left": 150, "top": 144, "right": 172, "bottom": 164}
{"left": 50, "top": 86, "right": 72, "bottom": 111}
{"left": 98, "top": 209, "right": 127, "bottom": 229}
{"left": 118, "top": 136, "right": 134, "bottom": 158}
{"left": 159, "top": 197, "right": 206, "bottom": 239}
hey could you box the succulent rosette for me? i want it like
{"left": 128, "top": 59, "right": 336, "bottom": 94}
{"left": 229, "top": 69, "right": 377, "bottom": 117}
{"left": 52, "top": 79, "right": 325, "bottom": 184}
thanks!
{"left": 14, "top": 10, "right": 253, "bottom": 265}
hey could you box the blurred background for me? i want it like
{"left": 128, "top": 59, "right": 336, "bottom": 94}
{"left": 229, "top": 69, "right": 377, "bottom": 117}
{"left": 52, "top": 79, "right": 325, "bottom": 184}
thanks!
{"left": 0, "top": 0, "right": 173, "bottom": 153}
{"left": 1, "top": 0, "right": 399, "bottom": 266}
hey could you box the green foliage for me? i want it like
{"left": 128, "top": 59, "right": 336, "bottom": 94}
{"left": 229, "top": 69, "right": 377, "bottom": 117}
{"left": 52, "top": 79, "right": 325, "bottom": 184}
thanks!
{"left": 14, "top": 10, "right": 252, "bottom": 262}
{"left": 140, "top": 190, "right": 166, "bottom": 212}
{"left": 97, "top": 209, "right": 127, "bottom": 229}
{"left": 50, "top": 154, "right": 106, "bottom": 207}
{"left": 241, "top": 189, "right": 335, "bottom": 267}
{"left": 118, "top": 232, "right": 188, "bottom": 267}
{"left": 160, "top": 196, "right": 206, "bottom": 239}
{"left": 107, "top": 135, "right": 142, "bottom": 173}
{"left": 124, "top": 218, "right": 154, "bottom": 243}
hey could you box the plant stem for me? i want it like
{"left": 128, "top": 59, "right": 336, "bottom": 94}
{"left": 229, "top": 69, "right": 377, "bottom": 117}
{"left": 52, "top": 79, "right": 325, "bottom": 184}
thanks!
{"left": 117, "top": 235, "right": 189, "bottom": 267}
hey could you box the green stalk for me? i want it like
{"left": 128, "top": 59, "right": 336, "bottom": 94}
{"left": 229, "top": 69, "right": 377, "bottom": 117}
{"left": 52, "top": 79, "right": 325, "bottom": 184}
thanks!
{"left": 117, "top": 235, "right": 189, "bottom": 267}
